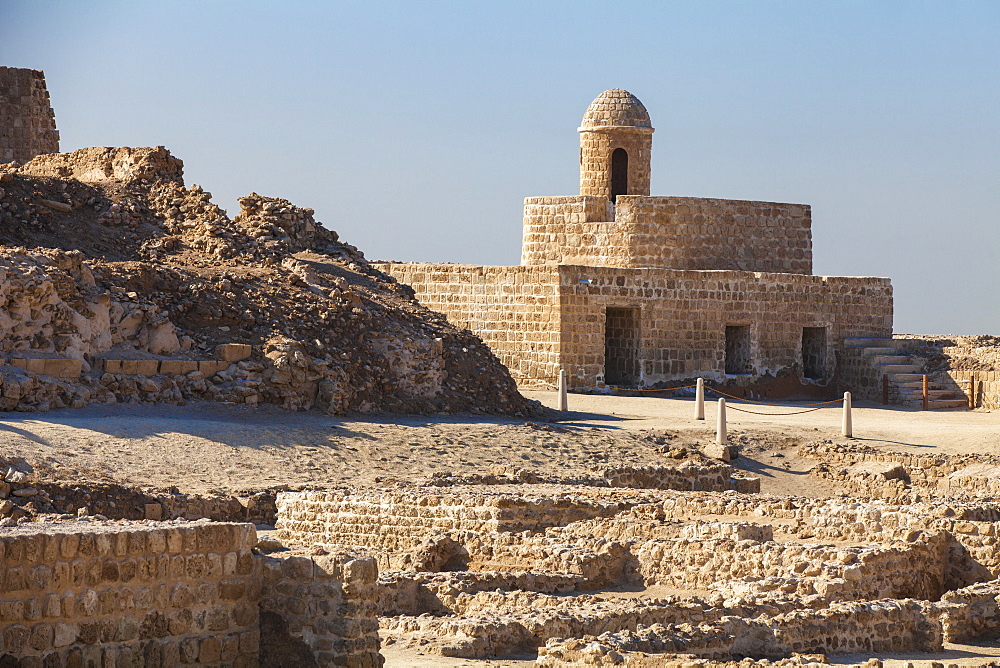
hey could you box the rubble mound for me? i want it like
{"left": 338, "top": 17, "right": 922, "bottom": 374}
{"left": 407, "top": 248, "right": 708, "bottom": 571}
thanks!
{"left": 895, "top": 334, "right": 1000, "bottom": 375}
{"left": 0, "top": 146, "right": 533, "bottom": 415}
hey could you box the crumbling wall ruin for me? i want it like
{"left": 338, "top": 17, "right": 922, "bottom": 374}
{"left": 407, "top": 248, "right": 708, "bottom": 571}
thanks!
{"left": 259, "top": 549, "right": 382, "bottom": 666}
{"left": 271, "top": 450, "right": 1000, "bottom": 664}
{"left": 0, "top": 67, "right": 58, "bottom": 165}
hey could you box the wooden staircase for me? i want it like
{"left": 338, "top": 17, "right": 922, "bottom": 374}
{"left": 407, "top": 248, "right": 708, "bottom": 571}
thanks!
{"left": 843, "top": 337, "right": 969, "bottom": 409}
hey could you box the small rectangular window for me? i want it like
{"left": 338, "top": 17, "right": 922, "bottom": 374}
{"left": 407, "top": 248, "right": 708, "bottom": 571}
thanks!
{"left": 802, "top": 327, "right": 827, "bottom": 379}
{"left": 725, "top": 325, "right": 751, "bottom": 374}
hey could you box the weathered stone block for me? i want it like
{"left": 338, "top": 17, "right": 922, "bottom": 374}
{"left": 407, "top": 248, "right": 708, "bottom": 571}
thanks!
{"left": 217, "top": 343, "right": 252, "bottom": 362}
{"left": 158, "top": 359, "right": 199, "bottom": 375}
{"left": 42, "top": 359, "right": 82, "bottom": 378}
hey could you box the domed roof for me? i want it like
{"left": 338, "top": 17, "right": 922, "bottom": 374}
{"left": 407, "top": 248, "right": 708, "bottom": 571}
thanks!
{"left": 580, "top": 89, "right": 652, "bottom": 130}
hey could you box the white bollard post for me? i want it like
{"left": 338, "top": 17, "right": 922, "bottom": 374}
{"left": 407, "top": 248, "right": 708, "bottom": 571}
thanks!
{"left": 695, "top": 378, "right": 705, "bottom": 420}
{"left": 716, "top": 398, "right": 727, "bottom": 446}
{"left": 558, "top": 369, "right": 568, "bottom": 412}
{"left": 842, "top": 391, "right": 852, "bottom": 438}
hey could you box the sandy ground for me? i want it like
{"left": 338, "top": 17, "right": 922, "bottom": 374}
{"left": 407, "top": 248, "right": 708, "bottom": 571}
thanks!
{"left": 1, "top": 392, "right": 996, "bottom": 498}
{"left": 2, "top": 392, "right": 1000, "bottom": 666}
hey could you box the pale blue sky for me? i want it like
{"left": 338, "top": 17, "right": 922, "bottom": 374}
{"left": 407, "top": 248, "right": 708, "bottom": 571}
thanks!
{"left": 3, "top": 1, "right": 998, "bottom": 334}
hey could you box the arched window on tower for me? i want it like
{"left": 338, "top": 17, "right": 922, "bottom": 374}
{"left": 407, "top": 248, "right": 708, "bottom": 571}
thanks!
{"left": 610, "top": 148, "right": 628, "bottom": 202}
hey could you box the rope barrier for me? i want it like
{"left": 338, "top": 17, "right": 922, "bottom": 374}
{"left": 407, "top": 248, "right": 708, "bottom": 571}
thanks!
{"left": 705, "top": 386, "right": 843, "bottom": 407}
{"left": 724, "top": 404, "right": 830, "bottom": 416}
{"left": 541, "top": 375, "right": 846, "bottom": 417}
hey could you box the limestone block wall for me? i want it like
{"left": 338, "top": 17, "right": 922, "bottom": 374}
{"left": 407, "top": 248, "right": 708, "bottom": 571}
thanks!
{"left": 0, "top": 521, "right": 259, "bottom": 665}
{"left": 537, "top": 599, "right": 941, "bottom": 664}
{"left": 377, "top": 262, "right": 891, "bottom": 388}
{"left": 260, "top": 549, "right": 382, "bottom": 667}
{"left": 599, "top": 463, "right": 759, "bottom": 493}
{"left": 652, "top": 490, "right": 1000, "bottom": 578}
{"left": 275, "top": 489, "right": 630, "bottom": 556}
{"left": 521, "top": 196, "right": 812, "bottom": 275}
{"left": 0, "top": 67, "right": 58, "bottom": 164}
{"left": 371, "top": 263, "right": 563, "bottom": 386}
{"left": 520, "top": 196, "right": 621, "bottom": 267}
{"left": 557, "top": 266, "right": 892, "bottom": 387}
{"left": 579, "top": 130, "right": 653, "bottom": 200}
{"left": 615, "top": 197, "right": 812, "bottom": 273}
{"left": 635, "top": 536, "right": 948, "bottom": 602}
{"left": 837, "top": 345, "right": 887, "bottom": 401}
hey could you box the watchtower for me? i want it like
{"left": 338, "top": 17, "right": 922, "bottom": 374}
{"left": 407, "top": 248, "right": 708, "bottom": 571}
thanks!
{"left": 578, "top": 89, "right": 653, "bottom": 202}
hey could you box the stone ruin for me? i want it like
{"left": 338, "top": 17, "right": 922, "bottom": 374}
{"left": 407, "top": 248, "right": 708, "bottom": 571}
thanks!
{"left": 0, "top": 67, "right": 59, "bottom": 165}
{"left": 271, "top": 445, "right": 1000, "bottom": 666}
{"left": 374, "top": 89, "right": 894, "bottom": 399}
{"left": 2, "top": 69, "right": 1000, "bottom": 666}
{"left": 4, "top": 439, "right": 1000, "bottom": 665}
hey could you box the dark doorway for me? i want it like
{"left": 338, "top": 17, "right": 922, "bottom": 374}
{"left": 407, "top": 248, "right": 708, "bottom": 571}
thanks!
{"left": 802, "top": 327, "right": 827, "bottom": 379}
{"left": 725, "top": 325, "right": 752, "bottom": 374}
{"left": 610, "top": 148, "right": 628, "bottom": 202}
{"left": 605, "top": 307, "right": 640, "bottom": 385}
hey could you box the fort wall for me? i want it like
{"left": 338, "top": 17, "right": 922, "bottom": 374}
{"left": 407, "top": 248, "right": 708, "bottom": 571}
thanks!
{"left": 377, "top": 263, "right": 563, "bottom": 386}
{"left": 521, "top": 196, "right": 812, "bottom": 275}
{"left": 378, "top": 262, "right": 892, "bottom": 387}
{"left": 556, "top": 265, "right": 891, "bottom": 386}
{"left": 616, "top": 196, "right": 812, "bottom": 274}
{"left": 0, "top": 67, "right": 59, "bottom": 164}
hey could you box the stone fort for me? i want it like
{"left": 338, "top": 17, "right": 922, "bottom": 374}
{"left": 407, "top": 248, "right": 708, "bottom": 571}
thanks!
{"left": 376, "top": 89, "right": 894, "bottom": 392}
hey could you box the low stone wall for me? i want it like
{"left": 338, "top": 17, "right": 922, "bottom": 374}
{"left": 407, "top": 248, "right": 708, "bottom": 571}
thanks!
{"left": 600, "top": 463, "right": 759, "bottom": 493}
{"left": 275, "top": 488, "right": 632, "bottom": 554}
{"left": 635, "top": 534, "right": 949, "bottom": 602}
{"left": 0, "top": 459, "right": 277, "bottom": 525}
{"left": 260, "top": 549, "right": 382, "bottom": 667}
{"left": 651, "top": 490, "right": 1000, "bottom": 579}
{"left": 427, "top": 463, "right": 759, "bottom": 494}
{"left": 0, "top": 520, "right": 259, "bottom": 665}
{"left": 536, "top": 598, "right": 940, "bottom": 664}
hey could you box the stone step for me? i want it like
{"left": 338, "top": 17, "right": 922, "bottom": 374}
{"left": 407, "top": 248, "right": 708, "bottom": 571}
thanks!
{"left": 844, "top": 337, "right": 894, "bottom": 349}
{"left": 900, "top": 398, "right": 966, "bottom": 408}
{"left": 892, "top": 338, "right": 928, "bottom": 348}
{"left": 869, "top": 355, "right": 911, "bottom": 365}
{"left": 929, "top": 399, "right": 970, "bottom": 409}
{"left": 862, "top": 347, "right": 898, "bottom": 356}
{"left": 894, "top": 383, "right": 925, "bottom": 391}
{"left": 899, "top": 388, "right": 965, "bottom": 399}
{"left": 881, "top": 364, "right": 923, "bottom": 374}
{"left": 887, "top": 373, "right": 924, "bottom": 382}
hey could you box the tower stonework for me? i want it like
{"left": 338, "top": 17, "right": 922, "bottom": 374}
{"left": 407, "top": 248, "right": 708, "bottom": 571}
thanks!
{"left": 0, "top": 67, "right": 59, "bottom": 164}
{"left": 579, "top": 89, "right": 653, "bottom": 201}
